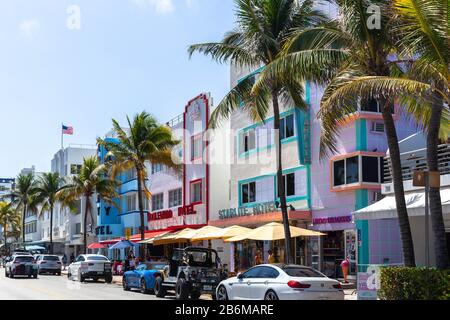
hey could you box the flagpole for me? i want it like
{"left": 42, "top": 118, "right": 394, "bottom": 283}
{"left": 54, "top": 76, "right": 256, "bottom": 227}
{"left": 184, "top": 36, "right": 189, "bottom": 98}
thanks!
{"left": 61, "top": 123, "right": 64, "bottom": 150}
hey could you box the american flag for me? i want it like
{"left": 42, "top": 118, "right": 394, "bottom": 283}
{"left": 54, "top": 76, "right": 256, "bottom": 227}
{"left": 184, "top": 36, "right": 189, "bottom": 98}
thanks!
{"left": 62, "top": 124, "right": 74, "bottom": 135}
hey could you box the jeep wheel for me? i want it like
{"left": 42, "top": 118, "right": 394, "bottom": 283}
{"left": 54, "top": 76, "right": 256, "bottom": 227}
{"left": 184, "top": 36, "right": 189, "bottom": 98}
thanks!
{"left": 175, "top": 278, "right": 189, "bottom": 300}
{"left": 190, "top": 291, "right": 201, "bottom": 300}
{"left": 154, "top": 277, "right": 166, "bottom": 298}
{"left": 105, "top": 275, "right": 113, "bottom": 284}
{"left": 123, "top": 277, "right": 130, "bottom": 291}
{"left": 140, "top": 278, "right": 149, "bottom": 294}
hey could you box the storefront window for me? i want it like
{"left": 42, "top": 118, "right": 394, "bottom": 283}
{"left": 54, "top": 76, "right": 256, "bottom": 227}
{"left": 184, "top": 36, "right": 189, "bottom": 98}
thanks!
{"left": 322, "top": 231, "right": 345, "bottom": 278}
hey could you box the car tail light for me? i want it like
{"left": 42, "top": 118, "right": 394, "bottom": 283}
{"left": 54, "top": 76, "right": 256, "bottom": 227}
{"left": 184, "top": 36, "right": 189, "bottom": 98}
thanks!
{"left": 333, "top": 283, "right": 343, "bottom": 290}
{"left": 288, "top": 281, "right": 311, "bottom": 289}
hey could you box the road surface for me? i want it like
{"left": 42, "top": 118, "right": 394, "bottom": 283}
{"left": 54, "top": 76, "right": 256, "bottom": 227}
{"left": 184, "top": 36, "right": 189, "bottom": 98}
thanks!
{"left": 0, "top": 267, "right": 357, "bottom": 300}
{"left": 0, "top": 268, "right": 168, "bottom": 300}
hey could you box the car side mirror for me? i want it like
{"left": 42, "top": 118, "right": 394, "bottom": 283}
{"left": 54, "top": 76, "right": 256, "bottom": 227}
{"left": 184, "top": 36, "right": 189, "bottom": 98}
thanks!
{"left": 237, "top": 273, "right": 244, "bottom": 280}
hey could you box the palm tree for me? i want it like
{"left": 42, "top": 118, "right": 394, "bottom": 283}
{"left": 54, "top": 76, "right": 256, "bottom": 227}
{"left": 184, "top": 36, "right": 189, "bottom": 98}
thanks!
{"left": 97, "top": 112, "right": 179, "bottom": 254}
{"left": 35, "top": 173, "right": 65, "bottom": 254}
{"left": 59, "top": 156, "right": 118, "bottom": 253}
{"left": 11, "top": 173, "right": 39, "bottom": 246}
{"left": 254, "top": 0, "right": 418, "bottom": 266}
{"left": 188, "top": 0, "right": 326, "bottom": 264}
{"left": 0, "top": 202, "right": 21, "bottom": 254}
{"left": 295, "top": 0, "right": 449, "bottom": 268}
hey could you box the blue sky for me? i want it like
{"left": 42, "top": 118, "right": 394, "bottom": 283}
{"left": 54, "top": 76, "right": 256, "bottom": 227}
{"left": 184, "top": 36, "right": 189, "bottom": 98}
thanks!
{"left": 0, "top": 0, "right": 235, "bottom": 177}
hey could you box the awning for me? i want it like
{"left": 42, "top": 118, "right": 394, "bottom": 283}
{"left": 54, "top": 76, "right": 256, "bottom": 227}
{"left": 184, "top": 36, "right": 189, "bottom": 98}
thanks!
{"left": 88, "top": 243, "right": 107, "bottom": 250}
{"left": 353, "top": 188, "right": 450, "bottom": 220}
{"left": 224, "top": 222, "right": 325, "bottom": 242}
{"left": 100, "top": 230, "right": 169, "bottom": 245}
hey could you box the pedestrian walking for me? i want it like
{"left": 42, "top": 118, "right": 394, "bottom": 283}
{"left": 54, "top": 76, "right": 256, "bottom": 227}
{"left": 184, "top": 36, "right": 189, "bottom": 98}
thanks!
{"left": 62, "top": 254, "right": 68, "bottom": 270}
{"left": 267, "top": 250, "right": 276, "bottom": 264}
{"left": 254, "top": 250, "right": 262, "bottom": 266}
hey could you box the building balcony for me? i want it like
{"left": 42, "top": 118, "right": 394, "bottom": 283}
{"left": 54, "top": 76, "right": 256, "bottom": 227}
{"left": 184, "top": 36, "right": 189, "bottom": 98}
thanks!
{"left": 330, "top": 151, "right": 386, "bottom": 192}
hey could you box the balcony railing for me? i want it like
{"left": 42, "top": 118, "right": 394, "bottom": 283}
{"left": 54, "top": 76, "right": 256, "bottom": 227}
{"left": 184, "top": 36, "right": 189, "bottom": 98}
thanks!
{"left": 383, "top": 143, "right": 450, "bottom": 183}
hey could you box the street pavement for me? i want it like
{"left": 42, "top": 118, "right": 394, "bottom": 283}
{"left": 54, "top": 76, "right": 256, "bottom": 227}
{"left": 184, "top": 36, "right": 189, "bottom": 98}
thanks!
{"left": 0, "top": 269, "right": 168, "bottom": 300}
{"left": 0, "top": 268, "right": 357, "bottom": 300}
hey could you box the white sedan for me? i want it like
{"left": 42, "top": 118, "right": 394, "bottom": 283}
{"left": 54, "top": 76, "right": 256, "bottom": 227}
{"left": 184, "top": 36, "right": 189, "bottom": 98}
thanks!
{"left": 216, "top": 264, "right": 344, "bottom": 300}
{"left": 67, "top": 254, "right": 113, "bottom": 283}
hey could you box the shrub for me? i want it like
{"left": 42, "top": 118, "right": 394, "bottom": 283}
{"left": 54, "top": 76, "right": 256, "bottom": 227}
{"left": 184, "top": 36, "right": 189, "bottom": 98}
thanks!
{"left": 379, "top": 267, "right": 450, "bottom": 300}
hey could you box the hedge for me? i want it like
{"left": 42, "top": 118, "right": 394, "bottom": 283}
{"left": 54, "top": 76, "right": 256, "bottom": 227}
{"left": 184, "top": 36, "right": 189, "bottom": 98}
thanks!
{"left": 379, "top": 267, "right": 450, "bottom": 300}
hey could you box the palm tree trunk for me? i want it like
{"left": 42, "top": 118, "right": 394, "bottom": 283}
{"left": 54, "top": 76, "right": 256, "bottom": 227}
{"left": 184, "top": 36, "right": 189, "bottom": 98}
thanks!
{"left": 50, "top": 204, "right": 53, "bottom": 254}
{"left": 381, "top": 100, "right": 416, "bottom": 267}
{"left": 427, "top": 95, "right": 449, "bottom": 270}
{"left": 272, "top": 89, "right": 293, "bottom": 264}
{"left": 22, "top": 203, "right": 27, "bottom": 246}
{"left": 136, "top": 169, "right": 146, "bottom": 260}
{"left": 83, "top": 196, "right": 89, "bottom": 254}
{"left": 3, "top": 224, "right": 7, "bottom": 252}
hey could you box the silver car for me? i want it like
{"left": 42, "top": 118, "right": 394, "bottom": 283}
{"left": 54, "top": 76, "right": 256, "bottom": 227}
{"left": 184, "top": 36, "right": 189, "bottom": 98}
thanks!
{"left": 36, "top": 255, "right": 62, "bottom": 275}
{"left": 68, "top": 254, "right": 113, "bottom": 283}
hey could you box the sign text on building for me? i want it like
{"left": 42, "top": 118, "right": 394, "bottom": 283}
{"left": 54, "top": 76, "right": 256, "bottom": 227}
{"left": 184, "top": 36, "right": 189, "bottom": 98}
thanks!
{"left": 218, "top": 202, "right": 277, "bottom": 220}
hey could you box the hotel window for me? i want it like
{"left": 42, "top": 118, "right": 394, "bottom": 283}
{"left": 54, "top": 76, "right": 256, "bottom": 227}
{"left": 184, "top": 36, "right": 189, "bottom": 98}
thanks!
{"left": 242, "top": 182, "right": 256, "bottom": 204}
{"left": 151, "top": 163, "right": 164, "bottom": 174}
{"left": 125, "top": 193, "right": 137, "bottom": 212}
{"left": 280, "top": 114, "right": 295, "bottom": 140}
{"left": 332, "top": 155, "right": 384, "bottom": 188}
{"left": 190, "top": 180, "right": 203, "bottom": 204}
{"left": 360, "top": 98, "right": 394, "bottom": 114}
{"left": 152, "top": 193, "right": 164, "bottom": 211}
{"left": 70, "top": 164, "right": 82, "bottom": 175}
{"left": 346, "top": 156, "right": 359, "bottom": 184}
{"left": 75, "top": 223, "right": 81, "bottom": 235}
{"left": 242, "top": 129, "right": 256, "bottom": 153}
{"left": 169, "top": 188, "right": 182, "bottom": 208}
{"left": 278, "top": 173, "right": 296, "bottom": 197}
{"left": 191, "top": 135, "right": 203, "bottom": 160}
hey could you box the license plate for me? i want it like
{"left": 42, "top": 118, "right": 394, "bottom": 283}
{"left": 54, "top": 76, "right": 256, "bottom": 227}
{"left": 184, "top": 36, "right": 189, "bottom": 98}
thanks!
{"left": 203, "top": 285, "right": 213, "bottom": 291}
{"left": 97, "top": 271, "right": 103, "bottom": 275}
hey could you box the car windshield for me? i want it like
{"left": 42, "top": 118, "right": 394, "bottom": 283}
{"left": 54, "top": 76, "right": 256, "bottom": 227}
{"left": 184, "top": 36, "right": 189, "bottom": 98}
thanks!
{"left": 43, "top": 256, "right": 59, "bottom": 261}
{"left": 185, "top": 250, "right": 216, "bottom": 267}
{"left": 14, "top": 256, "right": 34, "bottom": 263}
{"left": 282, "top": 266, "right": 326, "bottom": 278}
{"left": 87, "top": 256, "right": 109, "bottom": 261}
{"left": 147, "top": 264, "right": 166, "bottom": 270}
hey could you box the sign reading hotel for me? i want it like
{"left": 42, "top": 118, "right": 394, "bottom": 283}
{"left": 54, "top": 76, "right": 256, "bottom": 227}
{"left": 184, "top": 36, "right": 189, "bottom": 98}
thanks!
{"left": 218, "top": 202, "right": 278, "bottom": 220}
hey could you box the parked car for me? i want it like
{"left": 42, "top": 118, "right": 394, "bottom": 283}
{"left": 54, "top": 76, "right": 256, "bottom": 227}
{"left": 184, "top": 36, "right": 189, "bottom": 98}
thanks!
{"left": 216, "top": 264, "right": 344, "bottom": 300}
{"left": 67, "top": 254, "right": 112, "bottom": 283}
{"left": 123, "top": 262, "right": 168, "bottom": 294}
{"left": 4, "top": 255, "right": 38, "bottom": 279}
{"left": 153, "top": 247, "right": 228, "bottom": 300}
{"left": 36, "top": 255, "right": 62, "bottom": 275}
